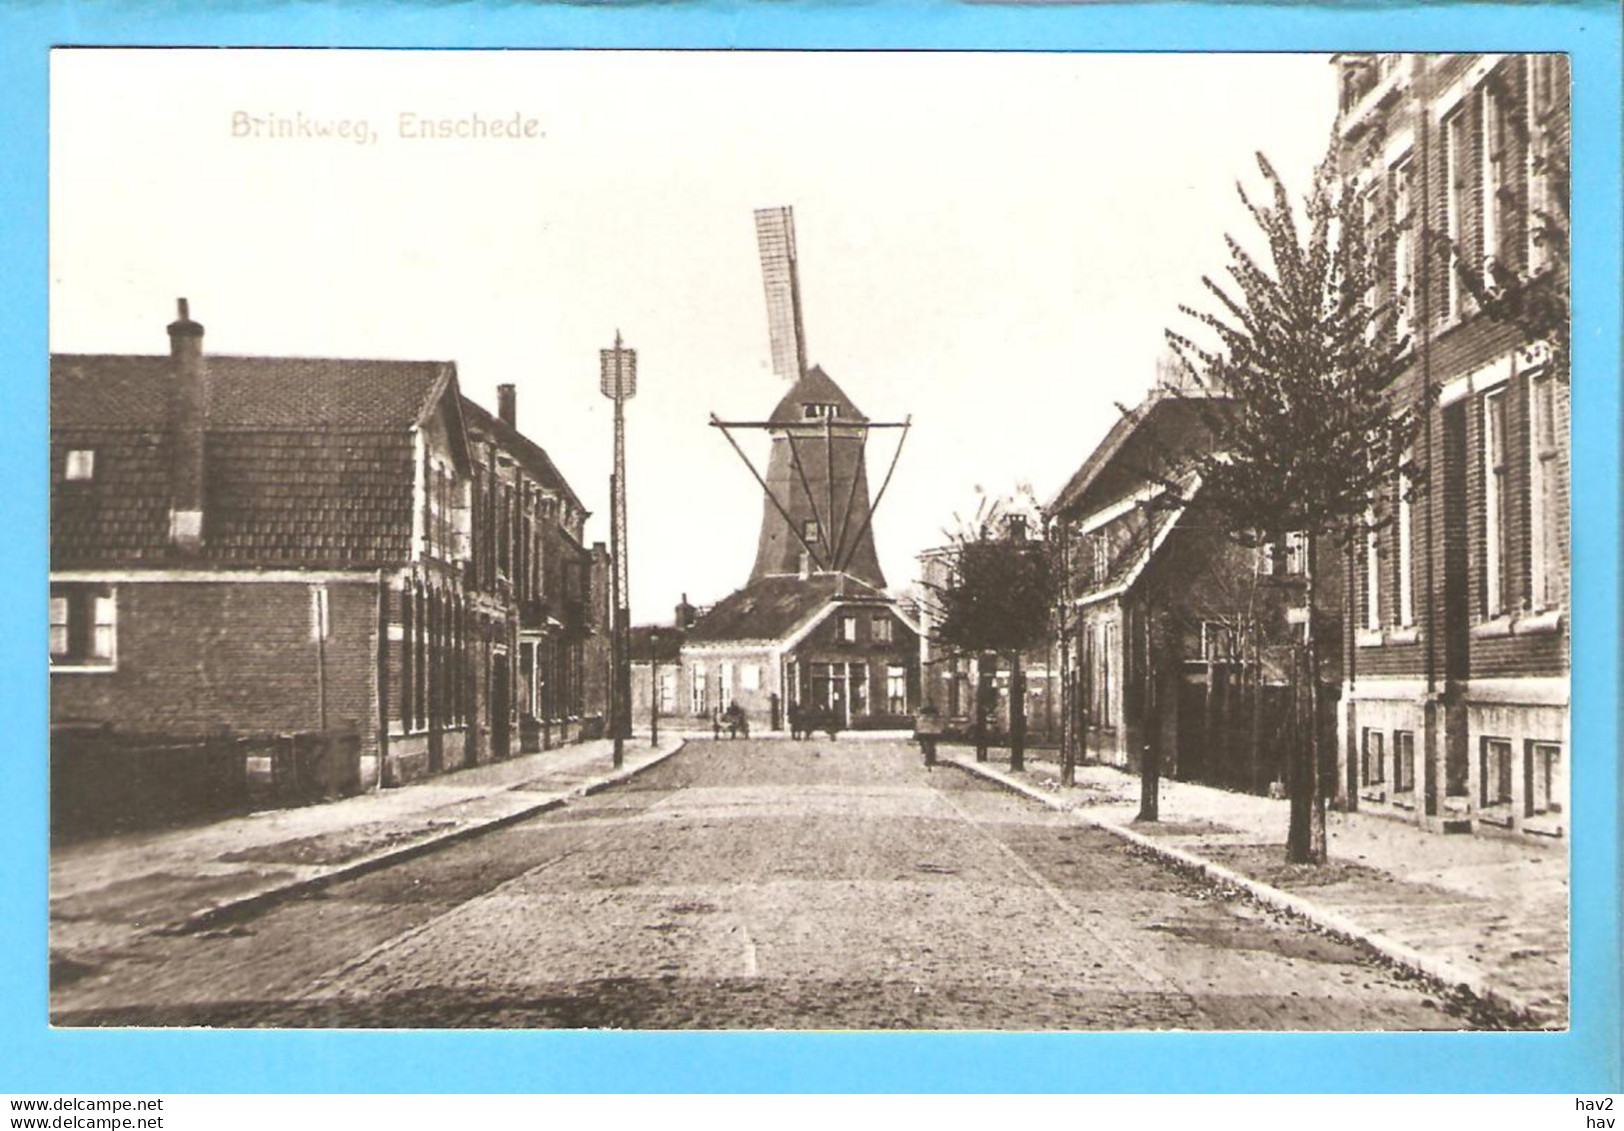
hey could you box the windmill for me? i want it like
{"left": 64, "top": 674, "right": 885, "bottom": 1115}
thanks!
{"left": 710, "top": 206, "right": 911, "bottom": 589}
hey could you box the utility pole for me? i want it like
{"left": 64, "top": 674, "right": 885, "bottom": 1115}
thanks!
{"left": 600, "top": 332, "right": 637, "bottom": 769}
{"left": 649, "top": 629, "right": 661, "bottom": 747}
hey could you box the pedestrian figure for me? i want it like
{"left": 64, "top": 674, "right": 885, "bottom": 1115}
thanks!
{"left": 916, "top": 701, "right": 942, "bottom": 767}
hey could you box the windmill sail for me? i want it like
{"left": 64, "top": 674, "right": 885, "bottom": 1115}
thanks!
{"left": 754, "top": 206, "right": 807, "bottom": 380}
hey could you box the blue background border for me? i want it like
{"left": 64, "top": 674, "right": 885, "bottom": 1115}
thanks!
{"left": 3, "top": 2, "right": 1618, "bottom": 1094}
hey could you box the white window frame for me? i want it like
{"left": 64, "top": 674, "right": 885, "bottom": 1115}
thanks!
{"left": 1528, "top": 371, "right": 1564, "bottom": 611}
{"left": 690, "top": 663, "right": 707, "bottom": 716}
{"left": 1483, "top": 389, "right": 1510, "bottom": 617}
{"left": 657, "top": 669, "right": 677, "bottom": 715}
{"left": 872, "top": 615, "right": 892, "bottom": 644}
{"left": 1481, "top": 77, "right": 1506, "bottom": 279}
{"left": 1481, "top": 737, "right": 1514, "bottom": 808}
{"left": 1391, "top": 153, "right": 1416, "bottom": 340}
{"left": 1442, "top": 103, "right": 1470, "bottom": 321}
{"left": 1526, "top": 56, "right": 1559, "bottom": 273}
{"left": 1394, "top": 730, "right": 1416, "bottom": 793}
{"left": 840, "top": 614, "right": 858, "bottom": 644}
{"left": 886, "top": 666, "right": 907, "bottom": 714}
{"left": 718, "top": 661, "right": 734, "bottom": 711}
{"left": 1397, "top": 454, "right": 1415, "bottom": 627}
{"left": 741, "top": 663, "right": 760, "bottom": 692}
{"left": 49, "top": 583, "right": 118, "bottom": 671}
{"left": 1526, "top": 740, "right": 1562, "bottom": 816}
{"left": 1365, "top": 510, "right": 1382, "bottom": 631}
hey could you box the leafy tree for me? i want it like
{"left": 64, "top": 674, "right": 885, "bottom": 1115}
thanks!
{"left": 928, "top": 501, "right": 1056, "bottom": 773}
{"left": 1162, "top": 148, "right": 1417, "bottom": 864}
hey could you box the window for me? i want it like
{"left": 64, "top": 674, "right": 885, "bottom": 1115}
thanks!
{"left": 1525, "top": 741, "right": 1562, "bottom": 816}
{"left": 1360, "top": 184, "right": 1381, "bottom": 338}
{"left": 1396, "top": 455, "right": 1415, "bottom": 627}
{"left": 1201, "top": 621, "right": 1235, "bottom": 664}
{"left": 1365, "top": 513, "right": 1382, "bottom": 630}
{"left": 809, "top": 662, "right": 843, "bottom": 715}
{"left": 1261, "top": 531, "right": 1307, "bottom": 577}
{"left": 1442, "top": 104, "right": 1472, "bottom": 320}
{"left": 1481, "top": 78, "right": 1507, "bottom": 276}
{"left": 718, "top": 662, "right": 733, "bottom": 712}
{"left": 887, "top": 666, "right": 907, "bottom": 714}
{"left": 657, "top": 669, "right": 677, "bottom": 715}
{"left": 1394, "top": 730, "right": 1415, "bottom": 792}
{"left": 840, "top": 615, "right": 858, "bottom": 644}
{"left": 1481, "top": 738, "right": 1514, "bottom": 808}
{"left": 872, "top": 616, "right": 892, "bottom": 643}
{"left": 1392, "top": 154, "right": 1416, "bottom": 340}
{"left": 1091, "top": 534, "right": 1108, "bottom": 584}
{"left": 1529, "top": 373, "right": 1566, "bottom": 610}
{"left": 309, "top": 584, "right": 330, "bottom": 642}
{"left": 1483, "top": 390, "right": 1511, "bottom": 617}
{"left": 1091, "top": 622, "right": 1115, "bottom": 727}
{"left": 802, "top": 402, "right": 838, "bottom": 421}
{"left": 849, "top": 662, "right": 869, "bottom": 716}
{"left": 802, "top": 519, "right": 821, "bottom": 549}
{"left": 1361, "top": 728, "right": 1386, "bottom": 787}
{"left": 64, "top": 449, "right": 95, "bottom": 481}
{"left": 49, "top": 584, "right": 117, "bottom": 669}
{"left": 1527, "top": 56, "right": 1562, "bottom": 272}
{"left": 741, "top": 663, "right": 760, "bottom": 692}
{"left": 690, "top": 664, "right": 707, "bottom": 715}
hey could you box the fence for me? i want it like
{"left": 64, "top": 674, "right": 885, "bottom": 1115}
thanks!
{"left": 51, "top": 726, "right": 362, "bottom": 840}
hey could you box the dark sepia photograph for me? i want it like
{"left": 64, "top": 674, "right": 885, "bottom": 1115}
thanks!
{"left": 48, "top": 49, "right": 1569, "bottom": 1030}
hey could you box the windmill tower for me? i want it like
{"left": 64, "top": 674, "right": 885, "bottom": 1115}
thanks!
{"left": 711, "top": 206, "right": 910, "bottom": 590}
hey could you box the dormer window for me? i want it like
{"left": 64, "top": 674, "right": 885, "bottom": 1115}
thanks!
{"left": 803, "top": 402, "right": 838, "bottom": 421}
{"left": 64, "top": 449, "right": 95, "bottom": 481}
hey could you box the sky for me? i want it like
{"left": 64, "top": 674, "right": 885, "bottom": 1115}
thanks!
{"left": 51, "top": 49, "right": 1338, "bottom": 623}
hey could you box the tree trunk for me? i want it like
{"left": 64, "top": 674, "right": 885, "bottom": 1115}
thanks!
{"left": 1059, "top": 623, "right": 1075, "bottom": 787}
{"left": 974, "top": 654, "right": 989, "bottom": 762}
{"left": 1286, "top": 540, "right": 1328, "bottom": 864}
{"left": 1137, "top": 620, "right": 1159, "bottom": 822}
{"left": 1248, "top": 634, "right": 1263, "bottom": 795}
{"left": 1009, "top": 650, "right": 1026, "bottom": 772}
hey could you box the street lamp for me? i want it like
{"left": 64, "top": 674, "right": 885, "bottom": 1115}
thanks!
{"left": 648, "top": 628, "right": 661, "bottom": 748}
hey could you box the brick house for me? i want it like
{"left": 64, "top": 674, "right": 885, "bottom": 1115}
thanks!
{"left": 678, "top": 573, "right": 920, "bottom": 733}
{"left": 51, "top": 300, "right": 601, "bottom": 789}
{"left": 1333, "top": 54, "right": 1569, "bottom": 837}
{"left": 1045, "top": 384, "right": 1341, "bottom": 791}
{"left": 462, "top": 387, "right": 605, "bottom": 752}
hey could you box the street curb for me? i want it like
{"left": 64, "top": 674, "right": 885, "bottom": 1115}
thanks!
{"left": 942, "top": 755, "right": 1550, "bottom": 1028}
{"left": 173, "top": 739, "right": 689, "bottom": 933}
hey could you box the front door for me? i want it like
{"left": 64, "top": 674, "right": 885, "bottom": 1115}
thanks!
{"left": 491, "top": 654, "right": 510, "bottom": 761}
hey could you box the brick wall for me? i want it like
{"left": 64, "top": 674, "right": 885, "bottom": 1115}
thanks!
{"left": 51, "top": 578, "right": 381, "bottom": 754}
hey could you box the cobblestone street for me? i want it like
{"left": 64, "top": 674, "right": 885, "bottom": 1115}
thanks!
{"left": 52, "top": 740, "right": 1479, "bottom": 1030}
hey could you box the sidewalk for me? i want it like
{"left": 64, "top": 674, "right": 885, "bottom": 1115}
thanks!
{"left": 942, "top": 749, "right": 1568, "bottom": 1027}
{"left": 51, "top": 736, "right": 687, "bottom": 971}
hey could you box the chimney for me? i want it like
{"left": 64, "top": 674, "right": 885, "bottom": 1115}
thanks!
{"left": 167, "top": 297, "right": 206, "bottom": 552}
{"left": 497, "top": 383, "right": 517, "bottom": 427}
{"left": 675, "top": 592, "right": 696, "bottom": 629}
